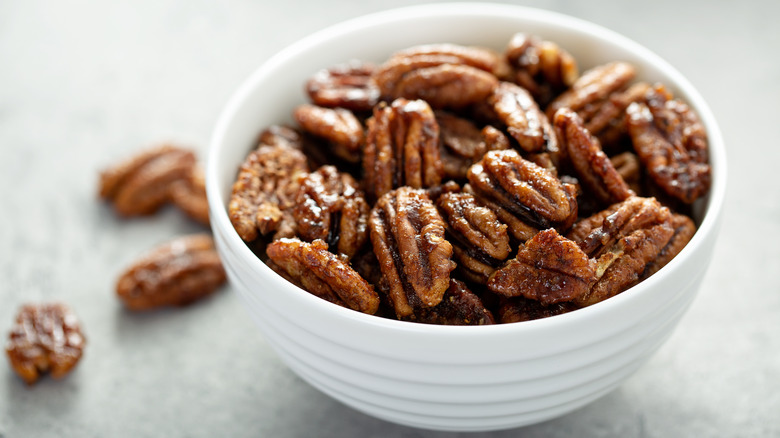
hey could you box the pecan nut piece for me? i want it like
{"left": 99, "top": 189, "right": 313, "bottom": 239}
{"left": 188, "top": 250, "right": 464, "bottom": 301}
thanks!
{"left": 504, "top": 33, "right": 579, "bottom": 107}
{"left": 99, "top": 144, "right": 196, "bottom": 216}
{"left": 116, "top": 234, "right": 227, "bottom": 311}
{"left": 626, "top": 85, "right": 711, "bottom": 203}
{"left": 392, "top": 63, "right": 499, "bottom": 109}
{"left": 498, "top": 297, "right": 577, "bottom": 323}
{"left": 6, "top": 303, "right": 86, "bottom": 385}
{"left": 547, "top": 61, "right": 636, "bottom": 120}
{"left": 363, "top": 98, "right": 443, "bottom": 200}
{"left": 410, "top": 279, "right": 495, "bottom": 325}
{"left": 584, "top": 82, "right": 651, "bottom": 150}
{"left": 305, "top": 60, "right": 380, "bottom": 112}
{"left": 610, "top": 151, "right": 642, "bottom": 194}
{"left": 436, "top": 112, "right": 509, "bottom": 179}
{"left": 640, "top": 213, "right": 696, "bottom": 279}
{"left": 293, "top": 165, "right": 369, "bottom": 259}
{"left": 228, "top": 144, "right": 309, "bottom": 242}
{"left": 369, "top": 187, "right": 455, "bottom": 318}
{"left": 488, "top": 229, "right": 597, "bottom": 305}
{"left": 554, "top": 107, "right": 634, "bottom": 205}
{"left": 169, "top": 164, "right": 210, "bottom": 225}
{"left": 266, "top": 238, "right": 379, "bottom": 314}
{"left": 489, "top": 81, "right": 558, "bottom": 153}
{"left": 293, "top": 104, "right": 364, "bottom": 163}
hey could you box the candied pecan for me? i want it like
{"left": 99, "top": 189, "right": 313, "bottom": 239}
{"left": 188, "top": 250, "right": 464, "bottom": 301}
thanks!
{"left": 369, "top": 187, "right": 455, "bottom": 318}
{"left": 99, "top": 144, "right": 196, "bottom": 216}
{"left": 489, "top": 81, "right": 558, "bottom": 153}
{"left": 392, "top": 63, "right": 499, "bottom": 109}
{"left": 547, "top": 61, "right": 636, "bottom": 120}
{"left": 6, "top": 303, "right": 86, "bottom": 385}
{"left": 266, "top": 238, "right": 379, "bottom": 314}
{"left": 228, "top": 144, "right": 309, "bottom": 241}
{"left": 504, "top": 33, "right": 578, "bottom": 107}
{"left": 293, "top": 104, "right": 364, "bottom": 163}
{"left": 305, "top": 60, "right": 380, "bottom": 111}
{"left": 463, "top": 183, "right": 539, "bottom": 242}
{"left": 611, "top": 152, "right": 642, "bottom": 194}
{"left": 169, "top": 164, "right": 209, "bottom": 225}
{"left": 585, "top": 82, "right": 651, "bottom": 149}
{"left": 436, "top": 112, "right": 508, "bottom": 179}
{"left": 410, "top": 279, "right": 495, "bottom": 325}
{"left": 391, "top": 44, "right": 502, "bottom": 73}
{"left": 467, "top": 149, "right": 578, "bottom": 235}
{"left": 641, "top": 213, "right": 696, "bottom": 279}
{"left": 363, "top": 98, "right": 442, "bottom": 200}
{"left": 437, "top": 190, "right": 511, "bottom": 284}
{"left": 257, "top": 125, "right": 304, "bottom": 150}
{"left": 116, "top": 234, "right": 227, "bottom": 311}
{"left": 499, "top": 297, "right": 577, "bottom": 323}
{"left": 553, "top": 107, "right": 634, "bottom": 205}
{"left": 293, "top": 165, "right": 369, "bottom": 259}
{"left": 488, "top": 229, "right": 597, "bottom": 305}
{"left": 626, "top": 85, "right": 711, "bottom": 203}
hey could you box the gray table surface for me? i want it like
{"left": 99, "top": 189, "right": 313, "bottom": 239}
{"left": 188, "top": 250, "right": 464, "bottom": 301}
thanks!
{"left": 1, "top": 0, "right": 778, "bottom": 437}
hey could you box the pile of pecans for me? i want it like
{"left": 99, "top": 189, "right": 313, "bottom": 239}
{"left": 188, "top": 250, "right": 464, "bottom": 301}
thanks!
{"left": 228, "top": 34, "right": 711, "bottom": 325}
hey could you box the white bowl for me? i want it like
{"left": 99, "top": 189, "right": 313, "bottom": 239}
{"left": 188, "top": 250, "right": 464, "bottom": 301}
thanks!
{"left": 206, "top": 3, "right": 726, "bottom": 432}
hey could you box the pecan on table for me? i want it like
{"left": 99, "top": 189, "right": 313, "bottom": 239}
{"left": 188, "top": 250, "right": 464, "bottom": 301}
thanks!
{"left": 553, "top": 107, "right": 634, "bottom": 205}
{"left": 266, "top": 238, "right": 379, "bottom": 314}
{"left": 228, "top": 144, "right": 309, "bottom": 242}
{"left": 488, "top": 229, "right": 597, "bottom": 305}
{"left": 305, "top": 60, "right": 380, "bottom": 112}
{"left": 489, "top": 81, "right": 559, "bottom": 154}
{"left": 116, "top": 234, "right": 227, "bottom": 311}
{"left": 504, "top": 32, "right": 578, "bottom": 107}
{"left": 6, "top": 303, "right": 86, "bottom": 385}
{"left": 169, "top": 164, "right": 210, "bottom": 225}
{"left": 436, "top": 189, "right": 511, "bottom": 284}
{"left": 363, "top": 98, "right": 442, "bottom": 200}
{"left": 369, "top": 187, "right": 455, "bottom": 318}
{"left": 293, "top": 165, "right": 369, "bottom": 259}
{"left": 626, "top": 85, "right": 711, "bottom": 204}
{"left": 436, "top": 111, "right": 508, "bottom": 179}
{"left": 99, "top": 144, "right": 196, "bottom": 217}
{"left": 498, "top": 297, "right": 578, "bottom": 323}
{"left": 293, "top": 104, "right": 364, "bottom": 164}
{"left": 411, "top": 279, "right": 495, "bottom": 325}
{"left": 467, "top": 149, "right": 578, "bottom": 239}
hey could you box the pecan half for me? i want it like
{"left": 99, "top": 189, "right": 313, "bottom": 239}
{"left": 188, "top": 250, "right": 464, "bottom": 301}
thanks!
{"left": 547, "top": 61, "right": 636, "bottom": 121}
{"left": 363, "top": 98, "right": 442, "bottom": 200}
{"left": 6, "top": 303, "right": 86, "bottom": 385}
{"left": 611, "top": 152, "right": 642, "bottom": 194}
{"left": 257, "top": 125, "right": 304, "bottom": 150}
{"left": 228, "top": 144, "right": 309, "bottom": 241}
{"left": 169, "top": 164, "right": 210, "bottom": 225}
{"left": 498, "top": 297, "right": 577, "bottom": 323}
{"left": 489, "top": 82, "right": 558, "bottom": 154}
{"left": 626, "top": 85, "right": 711, "bottom": 203}
{"left": 266, "top": 238, "right": 379, "bottom": 314}
{"left": 293, "top": 165, "right": 369, "bottom": 259}
{"left": 640, "top": 213, "right": 696, "bottom": 279}
{"left": 293, "top": 104, "right": 364, "bottom": 163}
{"left": 585, "top": 82, "right": 651, "bottom": 150}
{"left": 504, "top": 33, "right": 578, "bottom": 107}
{"left": 436, "top": 112, "right": 508, "bottom": 179}
{"left": 116, "top": 234, "right": 227, "bottom": 311}
{"left": 305, "top": 60, "right": 380, "bottom": 112}
{"left": 369, "top": 187, "right": 455, "bottom": 318}
{"left": 410, "top": 279, "right": 495, "bottom": 325}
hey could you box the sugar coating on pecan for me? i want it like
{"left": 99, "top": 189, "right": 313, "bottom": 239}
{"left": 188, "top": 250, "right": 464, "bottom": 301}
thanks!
{"left": 489, "top": 82, "right": 558, "bottom": 153}
{"left": 410, "top": 279, "right": 495, "bottom": 325}
{"left": 116, "top": 234, "right": 227, "bottom": 311}
{"left": 169, "top": 164, "right": 210, "bottom": 225}
{"left": 293, "top": 165, "right": 369, "bottom": 259}
{"left": 641, "top": 213, "right": 696, "bottom": 279}
{"left": 392, "top": 63, "right": 499, "bottom": 109}
{"left": 6, "top": 303, "right": 86, "bottom": 385}
{"left": 504, "top": 32, "right": 578, "bottom": 107}
{"left": 305, "top": 60, "right": 380, "bottom": 112}
{"left": 369, "top": 187, "right": 455, "bottom": 318}
{"left": 266, "top": 238, "right": 379, "bottom": 314}
{"left": 547, "top": 61, "right": 636, "bottom": 120}
{"left": 498, "top": 297, "right": 578, "bottom": 323}
{"left": 585, "top": 82, "right": 651, "bottom": 149}
{"left": 228, "top": 144, "right": 309, "bottom": 242}
{"left": 293, "top": 104, "right": 364, "bottom": 163}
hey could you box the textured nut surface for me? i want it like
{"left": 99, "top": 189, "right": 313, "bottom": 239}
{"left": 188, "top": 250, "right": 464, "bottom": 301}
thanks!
{"left": 547, "top": 61, "right": 636, "bottom": 119}
{"left": 169, "top": 164, "right": 209, "bottom": 225}
{"left": 293, "top": 165, "right": 369, "bottom": 259}
{"left": 641, "top": 213, "right": 696, "bottom": 279}
{"left": 305, "top": 60, "right": 379, "bottom": 112}
{"left": 116, "top": 234, "right": 227, "bottom": 311}
{"left": 584, "top": 82, "right": 651, "bottom": 149}
{"left": 266, "top": 238, "right": 379, "bottom": 314}
{"left": 6, "top": 303, "right": 86, "bottom": 385}
{"left": 392, "top": 63, "right": 499, "bottom": 109}
{"left": 504, "top": 32, "right": 578, "bottom": 107}
{"left": 489, "top": 81, "right": 558, "bottom": 153}
{"left": 293, "top": 104, "right": 364, "bottom": 163}
{"left": 411, "top": 279, "right": 495, "bottom": 325}
{"left": 228, "top": 144, "right": 309, "bottom": 241}
{"left": 369, "top": 187, "right": 455, "bottom": 318}
{"left": 499, "top": 297, "right": 577, "bottom": 323}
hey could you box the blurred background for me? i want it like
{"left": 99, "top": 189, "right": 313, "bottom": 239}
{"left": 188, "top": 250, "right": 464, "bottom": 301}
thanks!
{"left": 1, "top": 1, "right": 778, "bottom": 437}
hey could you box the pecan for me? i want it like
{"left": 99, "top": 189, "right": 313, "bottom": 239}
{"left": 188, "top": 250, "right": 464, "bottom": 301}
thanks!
{"left": 489, "top": 82, "right": 558, "bottom": 154}
{"left": 169, "top": 164, "right": 209, "bottom": 225}
{"left": 611, "top": 152, "right": 642, "bottom": 194}
{"left": 467, "top": 149, "right": 578, "bottom": 236}
{"left": 641, "top": 213, "right": 696, "bottom": 279}
{"left": 498, "top": 297, "right": 577, "bottom": 323}
{"left": 6, "top": 303, "right": 86, "bottom": 385}
{"left": 585, "top": 82, "right": 651, "bottom": 150}
{"left": 293, "top": 165, "right": 369, "bottom": 259}
{"left": 504, "top": 33, "right": 578, "bottom": 107}
{"left": 266, "top": 238, "right": 379, "bottom": 314}
{"left": 437, "top": 112, "right": 508, "bottom": 179}
{"left": 369, "top": 187, "right": 455, "bottom": 318}
{"left": 437, "top": 190, "right": 511, "bottom": 284}
{"left": 363, "top": 98, "right": 442, "bottom": 200}
{"left": 99, "top": 144, "right": 196, "bottom": 216}
{"left": 553, "top": 107, "right": 634, "bottom": 205}
{"left": 228, "top": 144, "right": 308, "bottom": 241}
{"left": 116, "top": 234, "right": 227, "bottom": 310}
{"left": 547, "top": 61, "right": 636, "bottom": 121}
{"left": 626, "top": 85, "right": 711, "bottom": 203}
{"left": 488, "top": 229, "right": 597, "bottom": 305}
{"left": 293, "top": 104, "right": 364, "bottom": 163}
{"left": 305, "top": 60, "right": 380, "bottom": 112}
{"left": 257, "top": 125, "right": 304, "bottom": 150}
{"left": 410, "top": 279, "right": 495, "bottom": 325}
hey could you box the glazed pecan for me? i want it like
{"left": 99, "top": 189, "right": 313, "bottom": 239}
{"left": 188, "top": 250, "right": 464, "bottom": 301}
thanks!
{"left": 305, "top": 60, "right": 380, "bottom": 111}
{"left": 369, "top": 187, "right": 455, "bottom": 318}
{"left": 547, "top": 61, "right": 636, "bottom": 121}
{"left": 554, "top": 107, "right": 634, "bottom": 205}
{"left": 489, "top": 82, "right": 558, "bottom": 154}
{"left": 363, "top": 98, "right": 442, "bottom": 200}
{"left": 498, "top": 297, "right": 577, "bottom": 323}
{"left": 641, "top": 213, "right": 696, "bottom": 279}
{"left": 257, "top": 125, "right": 304, "bottom": 150}
{"left": 610, "top": 152, "right": 642, "bottom": 194}
{"left": 99, "top": 144, "right": 196, "bottom": 216}
{"left": 437, "top": 112, "right": 508, "bottom": 179}
{"left": 293, "top": 165, "right": 369, "bottom": 259}
{"left": 411, "top": 279, "right": 495, "bottom": 325}
{"left": 228, "top": 144, "right": 309, "bottom": 241}
{"left": 116, "top": 234, "right": 227, "bottom": 310}
{"left": 467, "top": 149, "right": 578, "bottom": 237}
{"left": 488, "top": 229, "right": 597, "bottom": 305}
{"left": 584, "top": 82, "right": 651, "bottom": 149}
{"left": 169, "top": 164, "right": 209, "bottom": 225}
{"left": 266, "top": 238, "right": 379, "bottom": 314}
{"left": 293, "top": 104, "right": 364, "bottom": 163}
{"left": 6, "top": 303, "right": 86, "bottom": 385}
{"left": 437, "top": 190, "right": 511, "bottom": 284}
{"left": 504, "top": 33, "right": 578, "bottom": 107}
{"left": 626, "top": 85, "right": 711, "bottom": 203}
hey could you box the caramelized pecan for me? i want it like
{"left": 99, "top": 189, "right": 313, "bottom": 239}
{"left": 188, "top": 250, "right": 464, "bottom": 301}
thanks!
{"left": 305, "top": 60, "right": 380, "bottom": 111}
{"left": 547, "top": 61, "right": 636, "bottom": 121}
{"left": 257, "top": 125, "right": 304, "bottom": 150}
{"left": 585, "top": 82, "right": 651, "bottom": 150}
{"left": 504, "top": 33, "right": 578, "bottom": 107}
{"left": 410, "top": 279, "right": 495, "bottom": 325}
{"left": 369, "top": 187, "right": 455, "bottom": 318}
{"left": 266, "top": 238, "right": 379, "bottom": 314}
{"left": 169, "top": 164, "right": 209, "bottom": 225}
{"left": 611, "top": 152, "right": 642, "bottom": 194}
{"left": 293, "top": 104, "right": 364, "bottom": 163}
{"left": 640, "top": 213, "right": 696, "bottom": 279}
{"left": 6, "top": 303, "right": 86, "bottom": 385}
{"left": 116, "top": 234, "right": 227, "bottom": 311}
{"left": 489, "top": 82, "right": 558, "bottom": 153}
{"left": 498, "top": 297, "right": 577, "bottom": 323}
{"left": 437, "top": 112, "right": 508, "bottom": 179}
